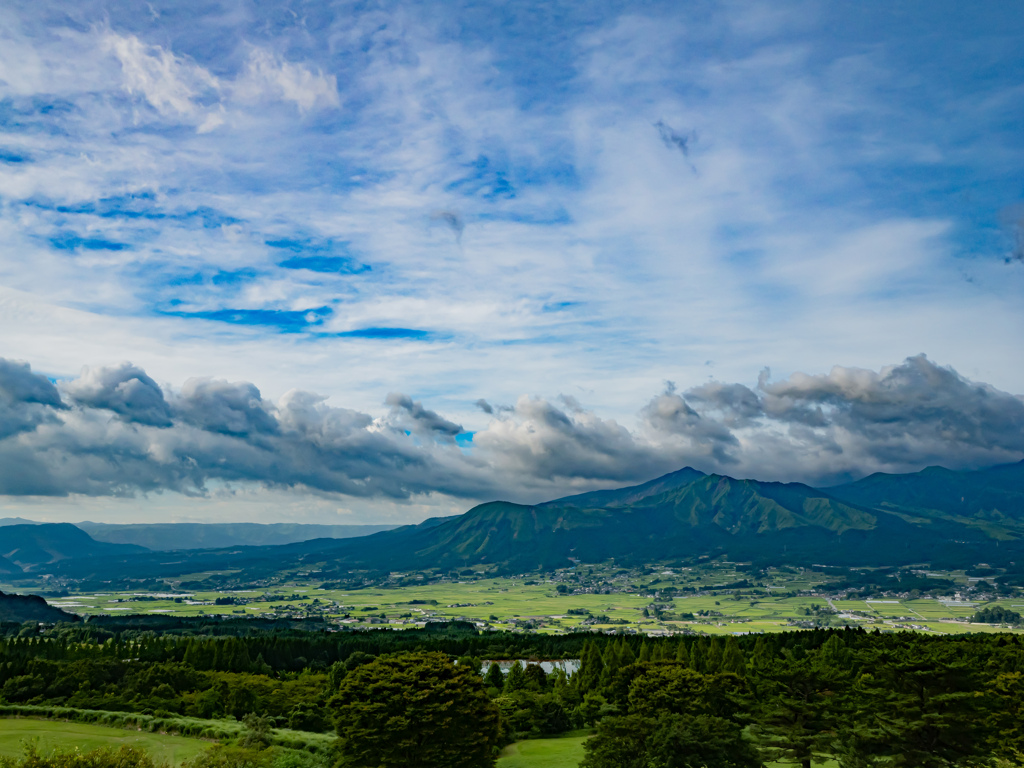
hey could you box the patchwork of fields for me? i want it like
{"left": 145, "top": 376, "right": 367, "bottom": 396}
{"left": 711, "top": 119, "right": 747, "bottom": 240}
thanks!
{"left": 10, "top": 561, "right": 1021, "bottom": 636}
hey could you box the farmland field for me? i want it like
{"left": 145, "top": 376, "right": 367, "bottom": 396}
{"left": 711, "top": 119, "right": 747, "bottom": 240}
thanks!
{"left": 0, "top": 718, "right": 209, "bottom": 765}
{"left": 8, "top": 561, "right": 1022, "bottom": 636}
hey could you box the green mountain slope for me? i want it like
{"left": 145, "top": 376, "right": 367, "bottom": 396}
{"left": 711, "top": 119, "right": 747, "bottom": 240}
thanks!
{"left": 42, "top": 463, "right": 1024, "bottom": 581}
{"left": 825, "top": 460, "right": 1024, "bottom": 537}
{"left": 291, "top": 471, "right": 911, "bottom": 571}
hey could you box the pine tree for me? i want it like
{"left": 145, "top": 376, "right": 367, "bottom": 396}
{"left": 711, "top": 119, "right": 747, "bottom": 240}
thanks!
{"left": 619, "top": 639, "right": 637, "bottom": 667}
{"left": 675, "top": 643, "right": 690, "bottom": 665}
{"left": 707, "top": 638, "right": 724, "bottom": 673}
{"left": 484, "top": 662, "right": 505, "bottom": 690}
{"left": 721, "top": 637, "right": 745, "bottom": 675}
{"left": 638, "top": 641, "right": 651, "bottom": 663}
{"left": 690, "top": 641, "right": 707, "bottom": 673}
{"left": 504, "top": 660, "right": 528, "bottom": 693}
{"left": 597, "top": 643, "right": 620, "bottom": 691}
{"left": 575, "top": 641, "right": 605, "bottom": 695}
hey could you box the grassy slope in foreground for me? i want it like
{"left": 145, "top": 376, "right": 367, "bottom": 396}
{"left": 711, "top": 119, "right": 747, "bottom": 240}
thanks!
{"left": 496, "top": 733, "right": 840, "bottom": 768}
{"left": 0, "top": 719, "right": 208, "bottom": 766}
{"left": 497, "top": 734, "right": 589, "bottom": 768}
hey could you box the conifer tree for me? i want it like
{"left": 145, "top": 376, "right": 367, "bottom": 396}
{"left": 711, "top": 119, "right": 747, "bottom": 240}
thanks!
{"left": 618, "top": 639, "right": 637, "bottom": 667}
{"left": 575, "top": 641, "right": 605, "bottom": 695}
{"left": 638, "top": 641, "right": 651, "bottom": 663}
{"left": 504, "top": 659, "right": 528, "bottom": 693}
{"left": 707, "top": 638, "right": 723, "bottom": 673}
{"left": 690, "top": 641, "right": 707, "bottom": 673}
{"left": 675, "top": 643, "right": 690, "bottom": 665}
{"left": 721, "top": 637, "right": 745, "bottom": 675}
{"left": 484, "top": 662, "right": 505, "bottom": 690}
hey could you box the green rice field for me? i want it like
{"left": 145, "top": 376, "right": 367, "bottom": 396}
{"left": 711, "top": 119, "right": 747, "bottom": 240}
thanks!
{"left": 10, "top": 561, "right": 1021, "bottom": 636}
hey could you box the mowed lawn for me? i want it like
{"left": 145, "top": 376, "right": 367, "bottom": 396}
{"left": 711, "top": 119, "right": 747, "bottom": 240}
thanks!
{"left": 0, "top": 719, "right": 210, "bottom": 766}
{"left": 497, "top": 734, "right": 589, "bottom": 768}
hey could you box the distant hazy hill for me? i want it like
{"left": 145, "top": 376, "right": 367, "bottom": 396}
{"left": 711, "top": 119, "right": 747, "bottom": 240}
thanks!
{"left": 0, "top": 590, "right": 79, "bottom": 623}
{"left": 40, "top": 462, "right": 1024, "bottom": 580}
{"left": 76, "top": 522, "right": 400, "bottom": 551}
{"left": 0, "top": 523, "right": 147, "bottom": 572}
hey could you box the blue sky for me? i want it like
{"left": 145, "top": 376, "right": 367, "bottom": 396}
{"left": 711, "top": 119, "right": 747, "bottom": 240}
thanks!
{"left": 1, "top": 1, "right": 1023, "bottom": 524}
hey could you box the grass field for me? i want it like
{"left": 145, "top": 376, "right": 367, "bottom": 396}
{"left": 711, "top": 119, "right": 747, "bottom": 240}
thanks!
{"left": 497, "top": 734, "right": 589, "bottom": 768}
{"left": 0, "top": 719, "right": 210, "bottom": 765}
{"left": 495, "top": 733, "right": 839, "bottom": 768}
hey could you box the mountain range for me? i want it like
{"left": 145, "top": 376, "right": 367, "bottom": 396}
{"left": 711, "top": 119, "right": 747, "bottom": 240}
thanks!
{"left": 9, "top": 459, "right": 1021, "bottom": 584}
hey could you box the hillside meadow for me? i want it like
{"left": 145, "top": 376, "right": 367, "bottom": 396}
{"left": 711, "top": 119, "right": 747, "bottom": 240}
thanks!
{"left": 0, "top": 719, "right": 208, "bottom": 765}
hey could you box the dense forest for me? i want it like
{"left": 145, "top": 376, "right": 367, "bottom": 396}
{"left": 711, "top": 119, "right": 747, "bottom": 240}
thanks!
{"left": 2, "top": 619, "right": 1024, "bottom": 766}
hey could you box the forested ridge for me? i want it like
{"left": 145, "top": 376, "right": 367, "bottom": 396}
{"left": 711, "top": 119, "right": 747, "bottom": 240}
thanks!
{"left": 2, "top": 622, "right": 1024, "bottom": 765}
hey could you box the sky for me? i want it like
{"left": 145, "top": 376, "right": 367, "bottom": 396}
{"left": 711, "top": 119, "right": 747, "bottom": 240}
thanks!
{"left": 1, "top": 0, "right": 1023, "bottom": 525}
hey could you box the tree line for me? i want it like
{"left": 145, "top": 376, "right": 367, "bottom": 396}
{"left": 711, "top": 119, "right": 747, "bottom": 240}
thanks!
{"left": 3, "top": 623, "right": 1024, "bottom": 766}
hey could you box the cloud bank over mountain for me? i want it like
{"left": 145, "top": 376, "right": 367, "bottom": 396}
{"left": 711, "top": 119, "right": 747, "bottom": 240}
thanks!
{"left": 1, "top": 355, "right": 1021, "bottom": 510}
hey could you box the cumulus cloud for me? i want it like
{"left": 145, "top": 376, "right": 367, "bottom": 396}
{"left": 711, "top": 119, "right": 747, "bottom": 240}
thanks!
{"left": 0, "top": 356, "right": 1022, "bottom": 505}
{"left": 474, "top": 394, "right": 673, "bottom": 483}
{"left": 174, "top": 378, "right": 278, "bottom": 436}
{"left": 0, "top": 360, "right": 487, "bottom": 500}
{"left": 64, "top": 363, "right": 172, "bottom": 427}
{"left": 0, "top": 359, "right": 64, "bottom": 441}
{"left": 645, "top": 355, "right": 1024, "bottom": 484}
{"left": 641, "top": 383, "right": 739, "bottom": 464}
{"left": 385, "top": 392, "right": 463, "bottom": 437}
{"left": 0, "top": 360, "right": 63, "bottom": 408}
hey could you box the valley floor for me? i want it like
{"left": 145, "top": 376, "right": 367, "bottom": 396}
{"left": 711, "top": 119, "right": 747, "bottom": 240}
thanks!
{"left": 10, "top": 560, "right": 1021, "bottom": 636}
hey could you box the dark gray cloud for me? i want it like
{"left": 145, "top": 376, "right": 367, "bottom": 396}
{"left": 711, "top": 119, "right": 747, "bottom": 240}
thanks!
{"left": 641, "top": 383, "right": 739, "bottom": 464}
{"left": 0, "top": 359, "right": 63, "bottom": 408}
{"left": 650, "top": 355, "right": 1024, "bottom": 484}
{"left": 64, "top": 363, "right": 172, "bottom": 427}
{"left": 0, "top": 359, "right": 64, "bottom": 441}
{"left": 474, "top": 395, "right": 676, "bottom": 483}
{"left": 0, "top": 361, "right": 489, "bottom": 500}
{"left": 0, "top": 355, "right": 1021, "bottom": 505}
{"left": 475, "top": 398, "right": 494, "bottom": 415}
{"left": 385, "top": 392, "right": 463, "bottom": 437}
{"left": 174, "top": 378, "right": 279, "bottom": 436}
{"left": 758, "top": 355, "right": 1024, "bottom": 473}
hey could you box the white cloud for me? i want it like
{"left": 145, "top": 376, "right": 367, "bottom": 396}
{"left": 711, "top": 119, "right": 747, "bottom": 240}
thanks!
{"left": 103, "top": 31, "right": 220, "bottom": 120}
{"left": 236, "top": 47, "right": 340, "bottom": 113}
